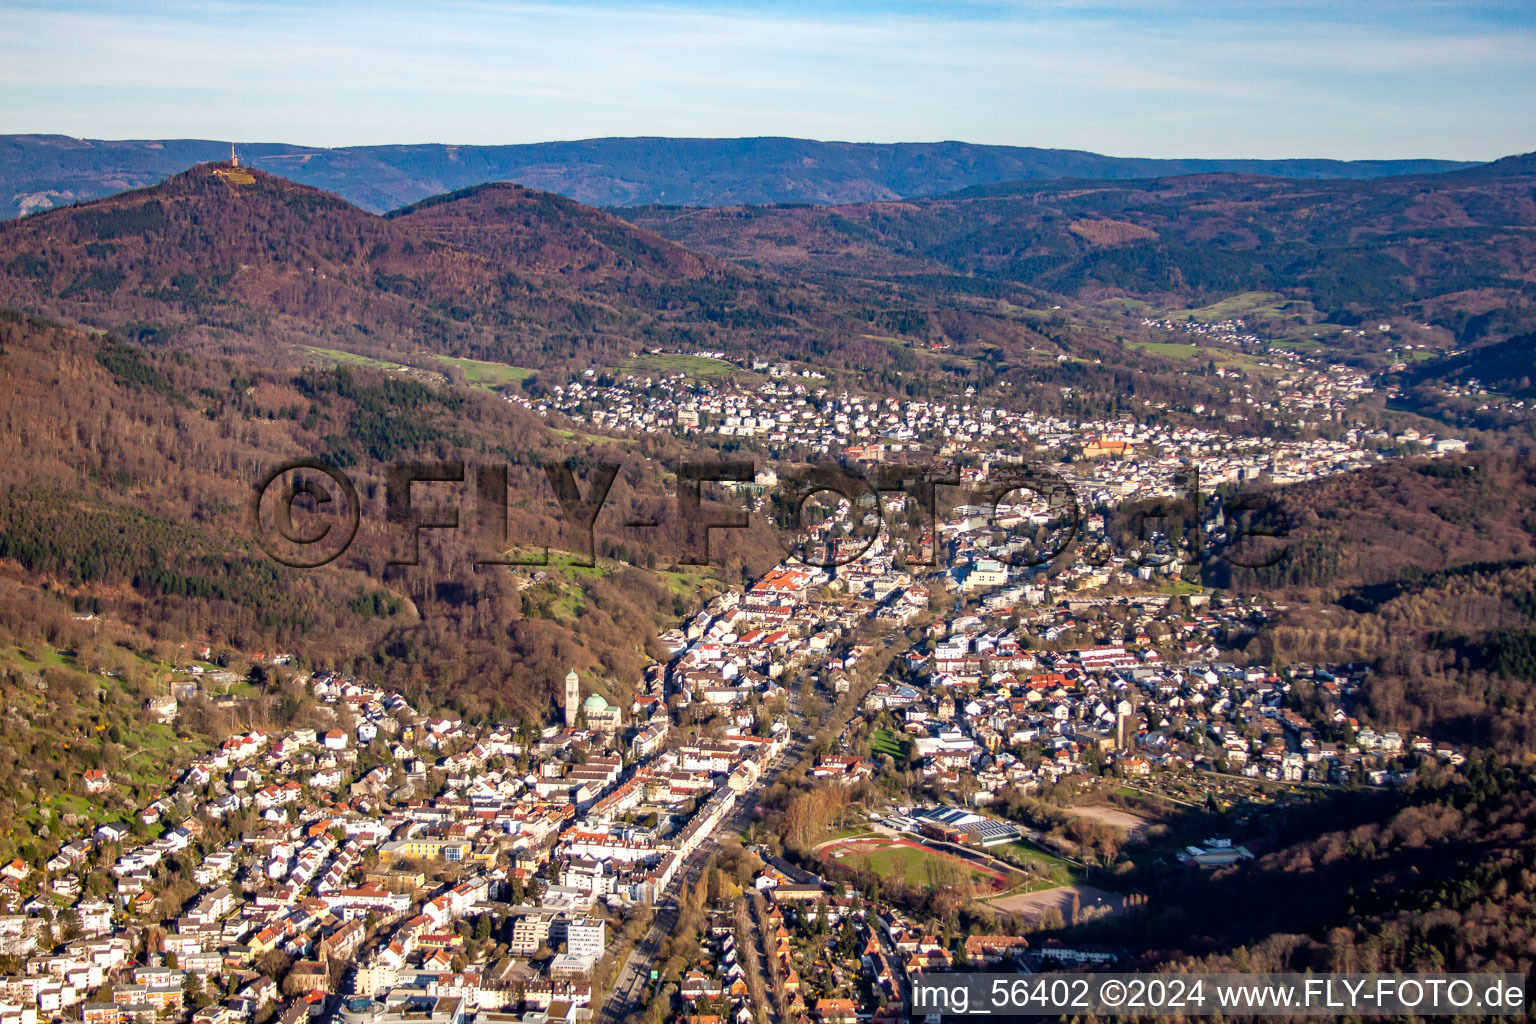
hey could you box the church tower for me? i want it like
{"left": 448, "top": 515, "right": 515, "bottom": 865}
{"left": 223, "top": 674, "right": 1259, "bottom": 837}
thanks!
{"left": 564, "top": 669, "right": 580, "bottom": 728}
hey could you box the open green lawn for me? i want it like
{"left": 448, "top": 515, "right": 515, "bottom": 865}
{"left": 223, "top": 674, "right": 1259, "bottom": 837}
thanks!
{"left": 1130, "top": 340, "right": 1200, "bottom": 360}
{"left": 5, "top": 644, "right": 75, "bottom": 670}
{"left": 843, "top": 843, "right": 998, "bottom": 889}
{"left": 1099, "top": 297, "right": 1152, "bottom": 311}
{"left": 552, "top": 427, "right": 635, "bottom": 447}
{"left": 992, "top": 839, "right": 1084, "bottom": 889}
{"left": 301, "top": 346, "right": 474, "bottom": 385}
{"left": 1166, "top": 291, "right": 1285, "bottom": 323}
{"left": 429, "top": 354, "right": 535, "bottom": 387}
{"left": 6, "top": 643, "right": 183, "bottom": 681}
{"left": 507, "top": 547, "right": 716, "bottom": 597}
{"left": 299, "top": 345, "right": 404, "bottom": 370}
{"left": 509, "top": 551, "right": 603, "bottom": 621}
{"left": 869, "top": 729, "right": 911, "bottom": 760}
{"left": 824, "top": 822, "right": 874, "bottom": 843}
{"left": 655, "top": 564, "right": 720, "bottom": 597}
{"left": 306, "top": 345, "right": 542, "bottom": 390}
{"left": 620, "top": 353, "right": 739, "bottom": 379}
{"left": 1130, "top": 339, "right": 1282, "bottom": 376}
{"left": 543, "top": 550, "right": 612, "bottom": 581}
{"left": 1156, "top": 292, "right": 1358, "bottom": 347}
{"left": 533, "top": 550, "right": 722, "bottom": 616}
{"left": 1212, "top": 349, "right": 1281, "bottom": 374}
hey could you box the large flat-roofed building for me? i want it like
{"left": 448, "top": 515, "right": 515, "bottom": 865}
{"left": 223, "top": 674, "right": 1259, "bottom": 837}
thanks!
{"left": 911, "top": 806, "right": 1021, "bottom": 847}
{"left": 377, "top": 838, "right": 471, "bottom": 863}
{"left": 337, "top": 995, "right": 466, "bottom": 1024}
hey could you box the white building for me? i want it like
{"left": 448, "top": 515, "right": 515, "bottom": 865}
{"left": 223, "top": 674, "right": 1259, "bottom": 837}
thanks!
{"left": 566, "top": 917, "right": 606, "bottom": 962}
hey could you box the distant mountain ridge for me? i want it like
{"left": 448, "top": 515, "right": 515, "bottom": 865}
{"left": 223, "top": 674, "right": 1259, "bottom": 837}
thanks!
{"left": 626, "top": 159, "right": 1536, "bottom": 344}
{"left": 0, "top": 134, "right": 1483, "bottom": 220}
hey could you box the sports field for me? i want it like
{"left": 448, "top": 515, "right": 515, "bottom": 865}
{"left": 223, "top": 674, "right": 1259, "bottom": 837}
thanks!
{"left": 822, "top": 835, "right": 1017, "bottom": 893}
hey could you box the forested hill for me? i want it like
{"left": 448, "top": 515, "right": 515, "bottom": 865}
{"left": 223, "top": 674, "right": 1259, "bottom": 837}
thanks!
{"left": 627, "top": 159, "right": 1536, "bottom": 344}
{"left": 0, "top": 163, "right": 892, "bottom": 372}
{"left": 1204, "top": 451, "right": 1536, "bottom": 755}
{"left": 0, "top": 309, "right": 743, "bottom": 720}
{"left": 0, "top": 133, "right": 1481, "bottom": 219}
{"left": 1221, "top": 452, "right": 1536, "bottom": 598}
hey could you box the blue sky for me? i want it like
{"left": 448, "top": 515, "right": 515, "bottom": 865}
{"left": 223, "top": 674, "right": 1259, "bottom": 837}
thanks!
{"left": 1, "top": 0, "right": 1532, "bottom": 159}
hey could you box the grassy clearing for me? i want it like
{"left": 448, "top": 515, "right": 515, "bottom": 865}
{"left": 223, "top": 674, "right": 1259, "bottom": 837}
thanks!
{"left": 5, "top": 644, "right": 181, "bottom": 682}
{"left": 532, "top": 551, "right": 721, "bottom": 615}
{"left": 506, "top": 547, "right": 712, "bottom": 594}
{"left": 824, "top": 822, "right": 874, "bottom": 843}
{"left": 842, "top": 843, "right": 999, "bottom": 889}
{"left": 2, "top": 644, "right": 217, "bottom": 845}
{"left": 300, "top": 346, "right": 459, "bottom": 386}
{"left": 1129, "top": 339, "right": 1279, "bottom": 376}
{"left": 620, "top": 353, "right": 738, "bottom": 379}
{"left": 869, "top": 729, "right": 911, "bottom": 760}
{"left": 1213, "top": 349, "right": 1282, "bottom": 374}
{"left": 299, "top": 345, "right": 404, "bottom": 370}
{"left": 304, "top": 346, "right": 535, "bottom": 390}
{"left": 509, "top": 550, "right": 606, "bottom": 621}
{"left": 552, "top": 427, "right": 635, "bottom": 448}
{"left": 655, "top": 564, "right": 719, "bottom": 597}
{"left": 993, "top": 839, "right": 1084, "bottom": 888}
{"left": 1166, "top": 291, "right": 1284, "bottom": 323}
{"left": 544, "top": 550, "right": 611, "bottom": 582}
{"left": 429, "top": 354, "right": 535, "bottom": 387}
{"left": 1159, "top": 293, "right": 1355, "bottom": 346}
{"left": 1129, "top": 340, "right": 1200, "bottom": 360}
{"left": 5, "top": 644, "right": 75, "bottom": 671}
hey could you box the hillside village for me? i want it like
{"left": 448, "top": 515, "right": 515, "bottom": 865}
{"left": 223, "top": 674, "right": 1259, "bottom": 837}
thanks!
{"left": 509, "top": 338, "right": 1465, "bottom": 506}
{"left": 0, "top": 309, "right": 1483, "bottom": 1024}
{"left": 0, "top": 469, "right": 1468, "bottom": 1024}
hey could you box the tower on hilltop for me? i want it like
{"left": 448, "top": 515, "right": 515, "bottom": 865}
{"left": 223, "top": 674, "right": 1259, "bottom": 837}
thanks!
{"left": 230, "top": 143, "right": 239, "bottom": 168}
